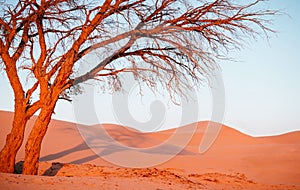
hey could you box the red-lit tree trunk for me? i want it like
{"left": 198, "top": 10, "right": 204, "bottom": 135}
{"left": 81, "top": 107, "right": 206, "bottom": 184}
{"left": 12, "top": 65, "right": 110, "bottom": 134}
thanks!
{"left": 0, "top": 53, "right": 29, "bottom": 173}
{"left": 22, "top": 96, "right": 58, "bottom": 175}
{"left": 0, "top": 99, "right": 28, "bottom": 173}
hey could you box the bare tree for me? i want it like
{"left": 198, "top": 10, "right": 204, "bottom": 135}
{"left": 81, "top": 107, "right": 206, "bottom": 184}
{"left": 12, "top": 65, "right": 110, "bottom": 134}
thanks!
{"left": 0, "top": 0, "right": 276, "bottom": 175}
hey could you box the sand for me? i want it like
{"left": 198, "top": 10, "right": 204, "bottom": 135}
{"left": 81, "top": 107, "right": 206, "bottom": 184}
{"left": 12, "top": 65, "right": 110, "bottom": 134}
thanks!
{"left": 0, "top": 110, "right": 299, "bottom": 189}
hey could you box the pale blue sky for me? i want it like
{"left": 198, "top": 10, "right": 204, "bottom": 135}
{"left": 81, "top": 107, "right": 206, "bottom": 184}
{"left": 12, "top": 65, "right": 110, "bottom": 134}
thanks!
{"left": 220, "top": 0, "right": 300, "bottom": 135}
{"left": 1, "top": 1, "right": 299, "bottom": 136}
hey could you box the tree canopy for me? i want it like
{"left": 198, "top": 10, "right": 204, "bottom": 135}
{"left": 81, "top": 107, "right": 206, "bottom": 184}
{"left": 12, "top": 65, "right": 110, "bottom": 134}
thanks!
{"left": 0, "top": 0, "right": 276, "bottom": 175}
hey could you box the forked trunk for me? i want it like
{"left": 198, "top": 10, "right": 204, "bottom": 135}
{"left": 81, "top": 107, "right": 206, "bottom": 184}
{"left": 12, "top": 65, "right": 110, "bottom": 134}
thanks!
{"left": 22, "top": 107, "right": 54, "bottom": 175}
{"left": 0, "top": 101, "right": 28, "bottom": 173}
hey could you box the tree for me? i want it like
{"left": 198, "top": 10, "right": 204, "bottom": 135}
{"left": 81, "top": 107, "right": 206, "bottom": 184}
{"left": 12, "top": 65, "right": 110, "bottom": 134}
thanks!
{"left": 0, "top": 0, "right": 276, "bottom": 175}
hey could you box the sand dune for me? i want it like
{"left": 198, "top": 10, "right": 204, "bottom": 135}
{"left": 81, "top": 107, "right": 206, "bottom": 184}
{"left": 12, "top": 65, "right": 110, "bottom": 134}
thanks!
{"left": 0, "top": 110, "right": 300, "bottom": 189}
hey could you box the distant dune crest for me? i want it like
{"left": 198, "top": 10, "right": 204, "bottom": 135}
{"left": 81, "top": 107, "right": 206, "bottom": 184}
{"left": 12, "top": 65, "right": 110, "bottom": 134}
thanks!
{"left": 0, "top": 110, "right": 299, "bottom": 188}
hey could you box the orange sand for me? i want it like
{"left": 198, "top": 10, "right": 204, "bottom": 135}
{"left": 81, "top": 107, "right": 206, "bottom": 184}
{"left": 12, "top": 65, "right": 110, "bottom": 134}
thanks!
{"left": 0, "top": 110, "right": 299, "bottom": 189}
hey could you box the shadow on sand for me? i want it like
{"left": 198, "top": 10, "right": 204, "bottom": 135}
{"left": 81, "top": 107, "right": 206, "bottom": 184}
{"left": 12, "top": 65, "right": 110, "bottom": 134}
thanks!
{"left": 39, "top": 125, "right": 196, "bottom": 176}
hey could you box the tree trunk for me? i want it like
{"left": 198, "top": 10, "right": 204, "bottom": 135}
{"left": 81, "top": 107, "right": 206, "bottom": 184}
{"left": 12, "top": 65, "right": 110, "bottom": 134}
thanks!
{"left": 0, "top": 100, "right": 27, "bottom": 173}
{"left": 22, "top": 106, "right": 54, "bottom": 175}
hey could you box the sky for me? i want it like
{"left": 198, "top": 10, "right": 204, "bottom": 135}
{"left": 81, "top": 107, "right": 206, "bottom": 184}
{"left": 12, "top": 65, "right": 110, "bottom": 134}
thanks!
{"left": 1, "top": 1, "right": 300, "bottom": 137}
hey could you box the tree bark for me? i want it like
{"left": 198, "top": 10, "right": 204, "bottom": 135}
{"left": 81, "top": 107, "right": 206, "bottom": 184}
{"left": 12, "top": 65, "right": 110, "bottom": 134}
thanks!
{"left": 0, "top": 100, "right": 28, "bottom": 173}
{"left": 22, "top": 105, "right": 54, "bottom": 175}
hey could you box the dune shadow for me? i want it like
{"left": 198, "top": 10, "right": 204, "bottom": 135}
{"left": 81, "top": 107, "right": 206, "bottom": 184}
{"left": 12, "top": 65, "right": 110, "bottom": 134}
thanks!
{"left": 40, "top": 125, "right": 196, "bottom": 165}
{"left": 70, "top": 154, "right": 100, "bottom": 164}
{"left": 14, "top": 161, "right": 24, "bottom": 174}
{"left": 42, "top": 162, "right": 64, "bottom": 176}
{"left": 14, "top": 160, "right": 65, "bottom": 176}
{"left": 40, "top": 142, "right": 90, "bottom": 162}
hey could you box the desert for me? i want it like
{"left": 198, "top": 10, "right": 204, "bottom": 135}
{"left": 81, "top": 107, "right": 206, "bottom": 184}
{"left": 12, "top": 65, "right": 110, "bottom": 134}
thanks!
{"left": 0, "top": 110, "right": 299, "bottom": 189}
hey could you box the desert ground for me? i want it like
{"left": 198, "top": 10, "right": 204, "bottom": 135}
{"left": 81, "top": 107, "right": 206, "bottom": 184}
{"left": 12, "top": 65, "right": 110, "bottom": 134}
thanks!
{"left": 0, "top": 110, "right": 299, "bottom": 189}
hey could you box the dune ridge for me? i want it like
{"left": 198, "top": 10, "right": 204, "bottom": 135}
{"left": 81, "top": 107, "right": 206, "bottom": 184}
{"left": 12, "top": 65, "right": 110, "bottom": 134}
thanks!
{"left": 0, "top": 110, "right": 299, "bottom": 189}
